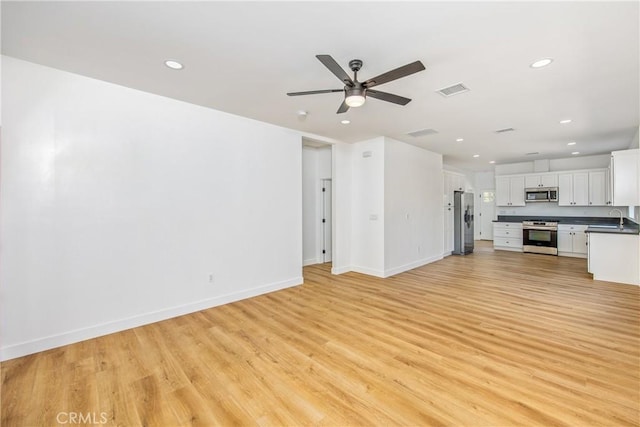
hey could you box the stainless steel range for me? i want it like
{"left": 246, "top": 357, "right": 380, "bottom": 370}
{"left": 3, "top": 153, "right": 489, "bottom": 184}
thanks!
{"left": 522, "top": 220, "right": 558, "bottom": 255}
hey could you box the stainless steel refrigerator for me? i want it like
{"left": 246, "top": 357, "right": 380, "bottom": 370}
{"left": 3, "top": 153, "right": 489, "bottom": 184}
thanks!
{"left": 453, "top": 191, "right": 474, "bottom": 255}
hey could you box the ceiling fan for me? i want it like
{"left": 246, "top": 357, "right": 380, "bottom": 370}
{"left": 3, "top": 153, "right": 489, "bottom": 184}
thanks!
{"left": 287, "top": 55, "right": 426, "bottom": 114}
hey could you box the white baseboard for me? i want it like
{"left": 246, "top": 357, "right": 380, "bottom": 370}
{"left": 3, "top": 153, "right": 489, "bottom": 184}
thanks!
{"left": 558, "top": 251, "right": 587, "bottom": 259}
{"left": 333, "top": 254, "right": 443, "bottom": 278}
{"left": 383, "top": 254, "right": 442, "bottom": 278}
{"left": 331, "top": 265, "right": 351, "bottom": 275}
{"left": 0, "top": 276, "right": 303, "bottom": 361}
{"left": 350, "top": 265, "right": 385, "bottom": 278}
{"left": 303, "top": 258, "right": 317, "bottom": 266}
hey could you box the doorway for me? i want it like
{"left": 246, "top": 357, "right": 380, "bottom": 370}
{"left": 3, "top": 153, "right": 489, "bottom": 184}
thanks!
{"left": 479, "top": 189, "right": 495, "bottom": 240}
{"left": 302, "top": 141, "right": 333, "bottom": 266}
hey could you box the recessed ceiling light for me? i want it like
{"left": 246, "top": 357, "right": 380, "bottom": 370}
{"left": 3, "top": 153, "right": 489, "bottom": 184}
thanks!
{"left": 560, "top": 119, "right": 572, "bottom": 124}
{"left": 530, "top": 58, "right": 553, "bottom": 68}
{"left": 341, "top": 120, "right": 350, "bottom": 125}
{"left": 456, "top": 138, "right": 464, "bottom": 142}
{"left": 164, "top": 60, "right": 184, "bottom": 70}
{"left": 568, "top": 141, "right": 576, "bottom": 146}
{"left": 473, "top": 154, "right": 480, "bottom": 158}
{"left": 571, "top": 151, "right": 580, "bottom": 155}
{"left": 489, "top": 161, "right": 496, "bottom": 164}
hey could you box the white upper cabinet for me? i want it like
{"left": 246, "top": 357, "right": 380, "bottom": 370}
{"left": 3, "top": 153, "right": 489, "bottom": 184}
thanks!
{"left": 524, "top": 173, "right": 558, "bottom": 188}
{"left": 496, "top": 176, "right": 525, "bottom": 206}
{"left": 611, "top": 149, "right": 640, "bottom": 206}
{"left": 588, "top": 170, "right": 607, "bottom": 206}
{"left": 495, "top": 158, "right": 632, "bottom": 208}
{"left": 558, "top": 172, "right": 589, "bottom": 206}
{"left": 443, "top": 171, "right": 465, "bottom": 207}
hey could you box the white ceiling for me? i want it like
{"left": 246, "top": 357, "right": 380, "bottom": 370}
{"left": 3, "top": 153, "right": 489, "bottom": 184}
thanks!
{"left": 2, "top": 1, "right": 639, "bottom": 171}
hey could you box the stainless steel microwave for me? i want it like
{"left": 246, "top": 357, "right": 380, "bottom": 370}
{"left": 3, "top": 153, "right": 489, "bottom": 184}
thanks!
{"left": 525, "top": 187, "right": 558, "bottom": 202}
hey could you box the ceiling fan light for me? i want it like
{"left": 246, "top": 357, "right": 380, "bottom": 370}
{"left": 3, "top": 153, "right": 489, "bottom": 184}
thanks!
{"left": 345, "top": 94, "right": 366, "bottom": 108}
{"left": 345, "top": 87, "right": 366, "bottom": 107}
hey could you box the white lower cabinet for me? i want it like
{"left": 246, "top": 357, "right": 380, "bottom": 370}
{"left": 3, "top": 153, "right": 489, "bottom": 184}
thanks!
{"left": 557, "top": 224, "right": 588, "bottom": 258}
{"left": 493, "top": 222, "right": 523, "bottom": 251}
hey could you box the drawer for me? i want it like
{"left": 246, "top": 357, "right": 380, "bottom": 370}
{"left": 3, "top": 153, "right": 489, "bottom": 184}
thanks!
{"left": 494, "top": 237, "right": 523, "bottom": 248}
{"left": 558, "top": 224, "right": 588, "bottom": 232}
{"left": 494, "top": 222, "right": 522, "bottom": 230}
{"left": 494, "top": 228, "right": 522, "bottom": 238}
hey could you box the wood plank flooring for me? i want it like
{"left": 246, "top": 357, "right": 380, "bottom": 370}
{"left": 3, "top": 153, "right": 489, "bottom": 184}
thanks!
{"left": 2, "top": 242, "right": 639, "bottom": 426}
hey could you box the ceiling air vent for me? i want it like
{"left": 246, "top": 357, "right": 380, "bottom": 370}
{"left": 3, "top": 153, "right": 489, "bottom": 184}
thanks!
{"left": 437, "top": 83, "right": 469, "bottom": 97}
{"left": 495, "top": 127, "right": 515, "bottom": 133}
{"left": 407, "top": 128, "right": 438, "bottom": 137}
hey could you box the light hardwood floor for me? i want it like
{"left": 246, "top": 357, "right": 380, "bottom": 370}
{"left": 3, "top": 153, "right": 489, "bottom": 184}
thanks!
{"left": 2, "top": 242, "right": 639, "bottom": 426}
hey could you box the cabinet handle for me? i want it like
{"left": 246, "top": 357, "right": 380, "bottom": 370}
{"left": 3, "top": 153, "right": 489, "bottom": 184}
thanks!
{"left": 589, "top": 202, "right": 592, "bottom": 205}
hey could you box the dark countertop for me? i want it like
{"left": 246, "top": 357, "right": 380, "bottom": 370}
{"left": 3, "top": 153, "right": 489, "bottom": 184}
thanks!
{"left": 493, "top": 215, "right": 639, "bottom": 235}
{"left": 585, "top": 225, "right": 639, "bottom": 235}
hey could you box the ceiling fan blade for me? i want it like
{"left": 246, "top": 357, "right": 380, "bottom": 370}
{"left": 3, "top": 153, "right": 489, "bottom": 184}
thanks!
{"left": 366, "top": 89, "right": 412, "bottom": 105}
{"left": 336, "top": 100, "right": 350, "bottom": 114}
{"left": 316, "top": 55, "right": 354, "bottom": 86}
{"left": 287, "top": 89, "right": 343, "bottom": 96}
{"left": 364, "top": 61, "right": 425, "bottom": 88}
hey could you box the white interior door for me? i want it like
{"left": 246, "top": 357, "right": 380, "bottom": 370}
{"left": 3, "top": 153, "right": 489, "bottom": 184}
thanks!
{"left": 322, "top": 179, "right": 332, "bottom": 263}
{"left": 480, "top": 189, "right": 495, "bottom": 240}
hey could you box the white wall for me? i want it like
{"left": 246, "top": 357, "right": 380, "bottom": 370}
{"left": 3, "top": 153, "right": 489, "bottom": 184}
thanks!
{"left": 1, "top": 56, "right": 303, "bottom": 360}
{"left": 629, "top": 126, "right": 639, "bottom": 149}
{"left": 348, "top": 137, "right": 443, "bottom": 277}
{"left": 475, "top": 171, "right": 496, "bottom": 191}
{"left": 384, "top": 138, "right": 443, "bottom": 276}
{"left": 318, "top": 146, "right": 331, "bottom": 179}
{"left": 331, "top": 142, "right": 352, "bottom": 274}
{"left": 549, "top": 154, "right": 611, "bottom": 172}
{"left": 495, "top": 154, "right": 610, "bottom": 175}
{"left": 350, "top": 137, "right": 386, "bottom": 276}
{"left": 302, "top": 145, "right": 331, "bottom": 266}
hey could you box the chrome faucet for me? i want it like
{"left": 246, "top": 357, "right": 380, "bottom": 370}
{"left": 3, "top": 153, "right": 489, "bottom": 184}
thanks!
{"left": 609, "top": 208, "right": 624, "bottom": 228}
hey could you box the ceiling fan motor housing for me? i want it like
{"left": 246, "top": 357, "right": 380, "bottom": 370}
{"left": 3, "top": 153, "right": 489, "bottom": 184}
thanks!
{"left": 348, "top": 59, "right": 363, "bottom": 73}
{"left": 345, "top": 85, "right": 365, "bottom": 98}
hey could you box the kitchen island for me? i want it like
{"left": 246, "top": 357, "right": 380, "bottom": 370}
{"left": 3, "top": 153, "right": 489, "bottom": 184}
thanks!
{"left": 586, "top": 224, "right": 640, "bottom": 286}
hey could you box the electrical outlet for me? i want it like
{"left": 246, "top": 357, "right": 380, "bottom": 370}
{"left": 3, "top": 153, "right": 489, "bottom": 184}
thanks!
{"left": 208, "top": 273, "right": 214, "bottom": 284}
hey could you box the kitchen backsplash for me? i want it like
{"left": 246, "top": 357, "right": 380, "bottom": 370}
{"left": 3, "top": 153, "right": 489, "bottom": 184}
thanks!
{"left": 498, "top": 204, "right": 628, "bottom": 218}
